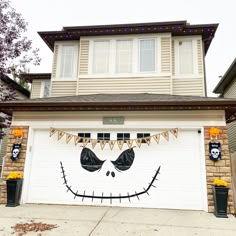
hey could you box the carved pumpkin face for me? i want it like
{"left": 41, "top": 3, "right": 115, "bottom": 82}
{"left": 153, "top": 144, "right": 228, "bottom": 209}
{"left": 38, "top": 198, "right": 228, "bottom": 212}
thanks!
{"left": 12, "top": 129, "right": 24, "bottom": 138}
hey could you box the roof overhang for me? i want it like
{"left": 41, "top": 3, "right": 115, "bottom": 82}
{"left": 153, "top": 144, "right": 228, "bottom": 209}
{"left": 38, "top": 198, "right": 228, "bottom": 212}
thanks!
{"left": 20, "top": 73, "right": 51, "bottom": 83}
{"left": 0, "top": 97, "right": 236, "bottom": 124}
{"left": 38, "top": 21, "right": 218, "bottom": 54}
{"left": 213, "top": 58, "right": 236, "bottom": 94}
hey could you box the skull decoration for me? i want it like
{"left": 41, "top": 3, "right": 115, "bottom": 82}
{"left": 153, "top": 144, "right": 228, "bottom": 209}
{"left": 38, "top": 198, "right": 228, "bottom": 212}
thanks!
{"left": 209, "top": 142, "right": 221, "bottom": 161}
{"left": 11, "top": 144, "right": 21, "bottom": 161}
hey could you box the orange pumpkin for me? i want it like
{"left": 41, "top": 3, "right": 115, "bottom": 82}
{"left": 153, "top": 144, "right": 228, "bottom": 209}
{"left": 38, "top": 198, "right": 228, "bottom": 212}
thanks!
{"left": 209, "top": 127, "right": 220, "bottom": 137}
{"left": 12, "top": 129, "right": 24, "bottom": 138}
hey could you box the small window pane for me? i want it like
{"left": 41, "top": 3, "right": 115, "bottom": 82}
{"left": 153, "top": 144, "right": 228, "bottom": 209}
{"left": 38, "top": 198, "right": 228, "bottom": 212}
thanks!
{"left": 137, "top": 133, "right": 150, "bottom": 143}
{"left": 93, "top": 41, "right": 109, "bottom": 73}
{"left": 97, "top": 133, "right": 110, "bottom": 140}
{"left": 43, "top": 81, "right": 50, "bottom": 97}
{"left": 60, "top": 46, "right": 74, "bottom": 77}
{"left": 78, "top": 133, "right": 91, "bottom": 142}
{"left": 117, "top": 133, "right": 130, "bottom": 141}
{"left": 140, "top": 40, "right": 155, "bottom": 72}
{"left": 179, "top": 41, "right": 193, "bottom": 74}
{"left": 116, "top": 40, "right": 132, "bottom": 73}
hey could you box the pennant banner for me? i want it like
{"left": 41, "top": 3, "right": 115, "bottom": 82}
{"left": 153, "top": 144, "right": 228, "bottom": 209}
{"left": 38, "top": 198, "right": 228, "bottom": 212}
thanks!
{"left": 49, "top": 128, "right": 178, "bottom": 150}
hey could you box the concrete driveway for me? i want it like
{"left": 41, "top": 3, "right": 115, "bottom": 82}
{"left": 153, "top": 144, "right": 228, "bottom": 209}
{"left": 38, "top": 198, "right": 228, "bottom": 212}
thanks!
{"left": 0, "top": 204, "right": 236, "bottom": 235}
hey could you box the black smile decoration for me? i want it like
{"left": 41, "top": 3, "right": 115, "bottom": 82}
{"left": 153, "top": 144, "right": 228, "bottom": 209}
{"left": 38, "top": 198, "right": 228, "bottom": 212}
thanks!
{"left": 60, "top": 161, "right": 161, "bottom": 203}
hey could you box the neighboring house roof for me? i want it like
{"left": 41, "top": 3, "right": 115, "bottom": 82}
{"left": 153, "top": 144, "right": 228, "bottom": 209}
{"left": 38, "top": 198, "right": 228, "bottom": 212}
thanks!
{"left": 0, "top": 93, "right": 235, "bottom": 123}
{"left": 20, "top": 73, "right": 51, "bottom": 83}
{"left": 38, "top": 20, "right": 218, "bottom": 54}
{"left": 213, "top": 58, "right": 236, "bottom": 94}
{"left": 0, "top": 74, "right": 30, "bottom": 98}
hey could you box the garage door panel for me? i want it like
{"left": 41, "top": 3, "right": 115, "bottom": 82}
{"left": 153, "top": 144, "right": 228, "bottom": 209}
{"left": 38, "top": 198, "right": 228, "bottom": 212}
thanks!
{"left": 26, "top": 129, "right": 205, "bottom": 210}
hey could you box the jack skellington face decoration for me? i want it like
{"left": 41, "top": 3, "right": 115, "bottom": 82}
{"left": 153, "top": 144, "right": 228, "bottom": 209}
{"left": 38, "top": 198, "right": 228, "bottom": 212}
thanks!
{"left": 60, "top": 147, "right": 161, "bottom": 203}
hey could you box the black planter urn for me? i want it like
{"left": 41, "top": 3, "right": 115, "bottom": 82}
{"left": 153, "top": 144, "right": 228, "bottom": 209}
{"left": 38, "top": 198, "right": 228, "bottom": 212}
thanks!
{"left": 212, "top": 186, "right": 229, "bottom": 218}
{"left": 6, "top": 179, "right": 23, "bottom": 207}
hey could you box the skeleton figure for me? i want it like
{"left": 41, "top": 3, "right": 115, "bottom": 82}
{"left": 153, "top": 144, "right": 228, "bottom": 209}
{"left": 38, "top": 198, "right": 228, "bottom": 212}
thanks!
{"left": 209, "top": 142, "right": 221, "bottom": 161}
{"left": 11, "top": 144, "right": 21, "bottom": 161}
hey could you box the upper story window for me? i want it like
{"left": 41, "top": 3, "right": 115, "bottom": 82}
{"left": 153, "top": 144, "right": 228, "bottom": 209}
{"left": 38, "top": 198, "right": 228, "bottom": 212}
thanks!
{"left": 56, "top": 43, "right": 79, "bottom": 79}
{"left": 179, "top": 41, "right": 193, "bottom": 74}
{"left": 60, "top": 46, "right": 75, "bottom": 77}
{"left": 93, "top": 41, "right": 110, "bottom": 73}
{"left": 174, "top": 38, "right": 198, "bottom": 76}
{"left": 41, "top": 80, "right": 50, "bottom": 97}
{"left": 89, "top": 37, "right": 159, "bottom": 75}
{"left": 139, "top": 39, "right": 156, "bottom": 72}
{"left": 116, "top": 40, "right": 132, "bottom": 73}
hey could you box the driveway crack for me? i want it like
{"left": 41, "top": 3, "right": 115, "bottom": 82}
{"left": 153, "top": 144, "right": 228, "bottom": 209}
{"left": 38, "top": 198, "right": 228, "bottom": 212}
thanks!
{"left": 88, "top": 207, "right": 110, "bottom": 236}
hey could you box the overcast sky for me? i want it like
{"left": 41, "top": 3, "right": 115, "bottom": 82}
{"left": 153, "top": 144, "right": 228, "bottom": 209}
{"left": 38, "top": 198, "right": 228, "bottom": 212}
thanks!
{"left": 11, "top": 0, "right": 236, "bottom": 96}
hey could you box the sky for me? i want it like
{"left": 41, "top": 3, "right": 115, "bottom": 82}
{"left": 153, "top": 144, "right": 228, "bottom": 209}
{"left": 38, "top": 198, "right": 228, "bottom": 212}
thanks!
{"left": 10, "top": 0, "right": 236, "bottom": 96}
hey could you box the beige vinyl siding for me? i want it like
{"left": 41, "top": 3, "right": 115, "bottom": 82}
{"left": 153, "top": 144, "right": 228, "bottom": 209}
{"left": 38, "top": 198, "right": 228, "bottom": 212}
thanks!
{"left": 224, "top": 77, "right": 236, "bottom": 98}
{"left": 227, "top": 121, "right": 236, "bottom": 151}
{"left": 172, "top": 78, "right": 204, "bottom": 96}
{"left": 77, "top": 77, "right": 171, "bottom": 95}
{"left": 51, "top": 81, "right": 77, "bottom": 97}
{"left": 31, "top": 81, "right": 42, "bottom": 98}
{"left": 171, "top": 40, "right": 175, "bottom": 75}
{"left": 197, "top": 39, "right": 203, "bottom": 75}
{"left": 161, "top": 37, "right": 171, "bottom": 73}
{"left": 52, "top": 45, "right": 59, "bottom": 78}
{"left": 79, "top": 40, "right": 89, "bottom": 74}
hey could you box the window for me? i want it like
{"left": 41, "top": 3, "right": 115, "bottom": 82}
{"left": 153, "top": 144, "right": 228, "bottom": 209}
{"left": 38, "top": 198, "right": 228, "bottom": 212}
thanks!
{"left": 139, "top": 39, "right": 156, "bottom": 72}
{"left": 117, "top": 133, "right": 130, "bottom": 142}
{"left": 60, "top": 46, "right": 75, "bottom": 77}
{"left": 42, "top": 81, "right": 50, "bottom": 97}
{"left": 78, "top": 133, "right": 91, "bottom": 143}
{"left": 116, "top": 40, "right": 132, "bottom": 73}
{"left": 97, "top": 133, "right": 110, "bottom": 140}
{"left": 137, "top": 133, "right": 150, "bottom": 143}
{"left": 93, "top": 41, "right": 110, "bottom": 73}
{"left": 179, "top": 41, "right": 193, "bottom": 74}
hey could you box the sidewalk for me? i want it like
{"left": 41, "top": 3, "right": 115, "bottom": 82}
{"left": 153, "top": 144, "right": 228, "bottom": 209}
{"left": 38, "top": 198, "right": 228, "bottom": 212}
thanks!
{"left": 0, "top": 204, "right": 236, "bottom": 235}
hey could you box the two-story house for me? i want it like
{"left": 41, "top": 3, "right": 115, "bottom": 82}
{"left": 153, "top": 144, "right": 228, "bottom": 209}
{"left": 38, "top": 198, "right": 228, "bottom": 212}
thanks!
{"left": 0, "top": 21, "right": 235, "bottom": 214}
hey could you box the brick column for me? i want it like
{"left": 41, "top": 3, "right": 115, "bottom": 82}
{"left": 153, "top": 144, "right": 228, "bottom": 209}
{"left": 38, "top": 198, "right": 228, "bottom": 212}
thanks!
{"left": 0, "top": 126, "right": 29, "bottom": 204}
{"left": 204, "top": 126, "right": 235, "bottom": 214}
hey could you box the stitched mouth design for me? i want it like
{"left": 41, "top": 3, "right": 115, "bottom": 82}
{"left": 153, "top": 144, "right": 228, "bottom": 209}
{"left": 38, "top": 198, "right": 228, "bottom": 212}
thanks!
{"left": 60, "top": 161, "right": 161, "bottom": 203}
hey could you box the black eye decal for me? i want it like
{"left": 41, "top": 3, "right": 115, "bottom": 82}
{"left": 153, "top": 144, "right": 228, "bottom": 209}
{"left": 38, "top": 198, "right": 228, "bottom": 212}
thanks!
{"left": 80, "top": 148, "right": 105, "bottom": 172}
{"left": 111, "top": 148, "right": 135, "bottom": 171}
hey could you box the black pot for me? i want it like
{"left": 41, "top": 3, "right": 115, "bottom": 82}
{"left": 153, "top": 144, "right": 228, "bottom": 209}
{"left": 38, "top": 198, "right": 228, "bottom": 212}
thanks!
{"left": 212, "top": 186, "right": 229, "bottom": 218}
{"left": 6, "top": 179, "right": 23, "bottom": 207}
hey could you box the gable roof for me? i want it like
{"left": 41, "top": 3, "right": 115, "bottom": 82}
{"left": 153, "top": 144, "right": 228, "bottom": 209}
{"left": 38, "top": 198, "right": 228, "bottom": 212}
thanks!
{"left": 0, "top": 93, "right": 235, "bottom": 123}
{"left": 38, "top": 20, "right": 218, "bottom": 54}
{"left": 0, "top": 74, "right": 30, "bottom": 97}
{"left": 213, "top": 58, "right": 236, "bottom": 94}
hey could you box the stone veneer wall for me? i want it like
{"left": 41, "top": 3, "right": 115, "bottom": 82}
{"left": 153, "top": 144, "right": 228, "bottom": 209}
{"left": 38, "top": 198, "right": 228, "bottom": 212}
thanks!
{"left": 204, "top": 126, "right": 235, "bottom": 214}
{"left": 0, "top": 126, "right": 29, "bottom": 204}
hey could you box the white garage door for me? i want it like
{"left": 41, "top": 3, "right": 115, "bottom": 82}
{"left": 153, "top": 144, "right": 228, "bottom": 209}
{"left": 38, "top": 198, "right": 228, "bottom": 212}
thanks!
{"left": 24, "top": 129, "right": 206, "bottom": 210}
